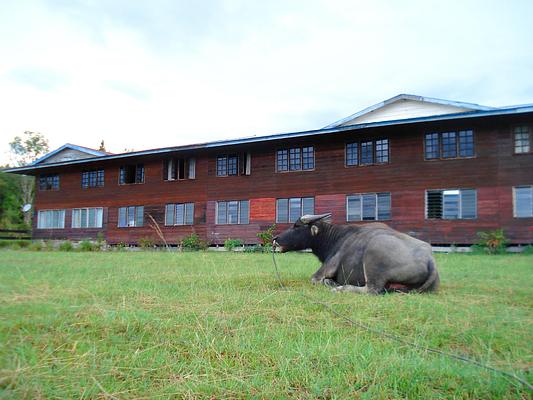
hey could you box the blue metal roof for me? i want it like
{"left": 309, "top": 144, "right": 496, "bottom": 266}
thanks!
{"left": 4, "top": 102, "right": 533, "bottom": 174}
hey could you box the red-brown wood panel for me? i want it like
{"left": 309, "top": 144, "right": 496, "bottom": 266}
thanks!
{"left": 31, "top": 113, "right": 533, "bottom": 244}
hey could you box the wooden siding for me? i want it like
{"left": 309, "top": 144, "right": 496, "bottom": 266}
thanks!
{"left": 32, "top": 113, "right": 533, "bottom": 245}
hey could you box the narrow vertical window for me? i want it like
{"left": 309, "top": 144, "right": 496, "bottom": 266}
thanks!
{"left": 188, "top": 158, "right": 196, "bottom": 179}
{"left": 362, "top": 194, "right": 376, "bottom": 220}
{"left": 514, "top": 126, "right": 531, "bottom": 154}
{"left": 217, "top": 201, "right": 227, "bottom": 224}
{"left": 227, "top": 155, "right": 238, "bottom": 176}
{"left": 276, "top": 198, "right": 289, "bottom": 223}
{"left": 289, "top": 198, "right": 301, "bottom": 222}
{"left": 302, "top": 146, "right": 315, "bottom": 170}
{"left": 458, "top": 130, "right": 474, "bottom": 157}
{"left": 375, "top": 139, "right": 389, "bottom": 163}
{"left": 289, "top": 148, "right": 301, "bottom": 171}
{"left": 346, "top": 143, "right": 358, "bottom": 166}
{"left": 425, "top": 133, "right": 440, "bottom": 159}
{"left": 360, "top": 141, "right": 374, "bottom": 165}
{"left": 346, "top": 195, "right": 362, "bottom": 221}
{"left": 377, "top": 193, "right": 391, "bottom": 220}
{"left": 514, "top": 186, "right": 533, "bottom": 217}
{"left": 441, "top": 132, "right": 457, "bottom": 158}
{"left": 276, "top": 150, "right": 288, "bottom": 172}
{"left": 216, "top": 156, "right": 227, "bottom": 176}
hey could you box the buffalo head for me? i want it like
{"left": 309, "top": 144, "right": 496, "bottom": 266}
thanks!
{"left": 273, "top": 213, "right": 331, "bottom": 252}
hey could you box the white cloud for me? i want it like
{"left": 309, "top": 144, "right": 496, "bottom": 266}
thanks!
{"left": 1, "top": 0, "right": 532, "bottom": 163}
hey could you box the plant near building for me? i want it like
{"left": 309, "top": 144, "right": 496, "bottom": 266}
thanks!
{"left": 475, "top": 229, "right": 509, "bottom": 254}
{"left": 181, "top": 233, "right": 207, "bottom": 251}
{"left": 59, "top": 241, "right": 74, "bottom": 252}
{"left": 138, "top": 237, "right": 155, "bottom": 249}
{"left": 224, "top": 238, "right": 243, "bottom": 251}
{"left": 78, "top": 240, "right": 95, "bottom": 252}
{"left": 257, "top": 224, "right": 277, "bottom": 250}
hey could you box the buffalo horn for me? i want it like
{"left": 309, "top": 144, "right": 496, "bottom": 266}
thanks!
{"left": 300, "top": 213, "right": 332, "bottom": 224}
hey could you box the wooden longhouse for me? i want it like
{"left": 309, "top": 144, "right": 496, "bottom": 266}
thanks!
{"left": 5, "top": 94, "right": 533, "bottom": 245}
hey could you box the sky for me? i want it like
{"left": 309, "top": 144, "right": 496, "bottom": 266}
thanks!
{"left": 1, "top": 0, "right": 532, "bottom": 164}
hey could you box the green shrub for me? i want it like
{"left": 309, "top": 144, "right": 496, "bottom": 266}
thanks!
{"left": 138, "top": 237, "right": 155, "bottom": 249}
{"left": 0, "top": 240, "right": 11, "bottom": 248}
{"left": 78, "top": 240, "right": 95, "bottom": 252}
{"left": 59, "top": 241, "right": 74, "bottom": 252}
{"left": 476, "top": 229, "right": 509, "bottom": 254}
{"left": 224, "top": 238, "right": 243, "bottom": 251}
{"left": 95, "top": 232, "right": 106, "bottom": 251}
{"left": 29, "top": 241, "right": 43, "bottom": 251}
{"left": 181, "top": 233, "right": 208, "bottom": 251}
{"left": 520, "top": 245, "right": 533, "bottom": 255}
{"left": 115, "top": 241, "right": 127, "bottom": 251}
{"left": 257, "top": 224, "right": 276, "bottom": 250}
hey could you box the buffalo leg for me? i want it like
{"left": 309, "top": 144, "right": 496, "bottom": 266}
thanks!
{"left": 310, "top": 255, "right": 341, "bottom": 284}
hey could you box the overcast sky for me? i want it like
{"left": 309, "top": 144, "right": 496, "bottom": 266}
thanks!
{"left": 1, "top": 0, "right": 532, "bottom": 164}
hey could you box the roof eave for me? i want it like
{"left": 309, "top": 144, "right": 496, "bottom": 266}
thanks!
{"left": 4, "top": 105, "right": 533, "bottom": 175}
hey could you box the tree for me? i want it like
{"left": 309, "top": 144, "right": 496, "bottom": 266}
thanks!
{"left": 8, "top": 131, "right": 50, "bottom": 226}
{"left": 0, "top": 171, "right": 24, "bottom": 228}
{"left": 9, "top": 131, "right": 49, "bottom": 166}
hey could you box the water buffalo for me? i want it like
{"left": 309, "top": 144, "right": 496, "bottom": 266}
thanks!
{"left": 273, "top": 213, "right": 439, "bottom": 294}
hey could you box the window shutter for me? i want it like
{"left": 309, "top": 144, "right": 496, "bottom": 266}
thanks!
{"left": 118, "top": 207, "right": 127, "bottom": 227}
{"left": 426, "top": 190, "right": 443, "bottom": 219}
{"left": 377, "top": 193, "right": 391, "bottom": 220}
{"left": 347, "top": 195, "right": 361, "bottom": 221}
{"left": 460, "top": 189, "right": 477, "bottom": 219}
{"left": 239, "top": 200, "right": 249, "bottom": 224}
{"left": 188, "top": 158, "right": 196, "bottom": 179}
{"left": 185, "top": 203, "right": 194, "bottom": 224}
{"left": 245, "top": 152, "right": 251, "bottom": 175}
{"left": 514, "top": 186, "right": 533, "bottom": 217}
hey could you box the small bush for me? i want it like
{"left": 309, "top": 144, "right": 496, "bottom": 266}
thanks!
{"left": 59, "top": 241, "right": 74, "bottom": 252}
{"left": 115, "top": 241, "right": 127, "bottom": 251}
{"left": 138, "top": 237, "right": 155, "bottom": 249}
{"left": 181, "top": 233, "right": 208, "bottom": 251}
{"left": 78, "top": 240, "right": 95, "bottom": 252}
{"left": 257, "top": 224, "right": 276, "bottom": 250}
{"left": 0, "top": 240, "right": 11, "bottom": 248}
{"left": 224, "top": 238, "right": 243, "bottom": 251}
{"left": 29, "top": 241, "right": 43, "bottom": 251}
{"left": 95, "top": 232, "right": 106, "bottom": 251}
{"left": 476, "top": 229, "right": 509, "bottom": 254}
{"left": 520, "top": 245, "right": 533, "bottom": 255}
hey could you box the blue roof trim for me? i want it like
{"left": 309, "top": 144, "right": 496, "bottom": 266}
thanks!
{"left": 4, "top": 103, "right": 533, "bottom": 174}
{"left": 31, "top": 143, "right": 107, "bottom": 165}
{"left": 323, "top": 94, "right": 497, "bottom": 129}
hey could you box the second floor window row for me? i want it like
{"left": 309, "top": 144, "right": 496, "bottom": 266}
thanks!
{"left": 277, "top": 146, "right": 314, "bottom": 172}
{"left": 346, "top": 139, "right": 389, "bottom": 166}
{"left": 216, "top": 153, "right": 251, "bottom": 177}
{"left": 39, "top": 174, "right": 59, "bottom": 190}
{"left": 82, "top": 170, "right": 104, "bottom": 188}
{"left": 425, "top": 130, "right": 474, "bottom": 160}
{"left": 514, "top": 126, "right": 531, "bottom": 154}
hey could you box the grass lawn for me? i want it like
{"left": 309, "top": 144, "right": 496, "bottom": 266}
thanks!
{"left": 0, "top": 251, "right": 531, "bottom": 399}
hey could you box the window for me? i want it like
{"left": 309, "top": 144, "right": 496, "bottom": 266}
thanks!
{"left": 72, "top": 208, "right": 103, "bottom": 228}
{"left": 82, "top": 170, "right": 104, "bottom": 188}
{"left": 216, "top": 153, "right": 251, "bottom": 176}
{"left": 118, "top": 206, "right": 144, "bottom": 227}
{"left": 345, "top": 139, "right": 389, "bottom": 166}
{"left": 164, "top": 158, "right": 196, "bottom": 180}
{"left": 216, "top": 200, "right": 249, "bottom": 224}
{"left": 426, "top": 189, "right": 476, "bottom": 219}
{"left": 346, "top": 143, "right": 358, "bottom": 166}
{"left": 513, "top": 186, "right": 533, "bottom": 217}
{"left": 276, "top": 197, "right": 314, "bottom": 223}
{"left": 165, "top": 203, "right": 194, "bottom": 225}
{"left": 38, "top": 174, "right": 59, "bottom": 190}
{"left": 425, "top": 130, "right": 474, "bottom": 159}
{"left": 346, "top": 193, "right": 391, "bottom": 221}
{"left": 119, "top": 164, "right": 144, "bottom": 184}
{"left": 37, "top": 209, "right": 65, "bottom": 229}
{"left": 276, "top": 146, "right": 314, "bottom": 172}
{"left": 514, "top": 126, "right": 531, "bottom": 154}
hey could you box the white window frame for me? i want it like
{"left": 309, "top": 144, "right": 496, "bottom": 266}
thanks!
{"left": 118, "top": 206, "right": 144, "bottom": 228}
{"left": 215, "top": 200, "right": 250, "bottom": 225}
{"left": 37, "top": 209, "right": 66, "bottom": 229}
{"left": 425, "top": 189, "right": 477, "bottom": 220}
{"left": 72, "top": 207, "right": 104, "bottom": 228}
{"left": 513, "top": 186, "right": 533, "bottom": 218}
{"left": 346, "top": 193, "right": 391, "bottom": 222}
{"left": 164, "top": 203, "right": 195, "bottom": 226}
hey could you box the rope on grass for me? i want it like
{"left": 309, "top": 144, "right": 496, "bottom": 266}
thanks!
{"left": 271, "top": 249, "right": 532, "bottom": 392}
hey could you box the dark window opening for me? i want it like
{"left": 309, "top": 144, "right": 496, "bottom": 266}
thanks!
{"left": 119, "top": 164, "right": 144, "bottom": 184}
{"left": 216, "top": 153, "right": 251, "bottom": 176}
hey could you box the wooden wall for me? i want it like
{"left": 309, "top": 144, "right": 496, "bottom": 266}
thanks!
{"left": 32, "top": 113, "right": 533, "bottom": 245}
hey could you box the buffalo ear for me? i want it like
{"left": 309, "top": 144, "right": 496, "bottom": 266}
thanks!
{"left": 311, "top": 225, "right": 319, "bottom": 236}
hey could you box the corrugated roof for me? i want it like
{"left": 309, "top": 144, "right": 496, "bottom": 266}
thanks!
{"left": 4, "top": 101, "right": 533, "bottom": 175}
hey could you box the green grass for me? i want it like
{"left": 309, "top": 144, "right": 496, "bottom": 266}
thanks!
{"left": 0, "top": 251, "right": 531, "bottom": 399}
